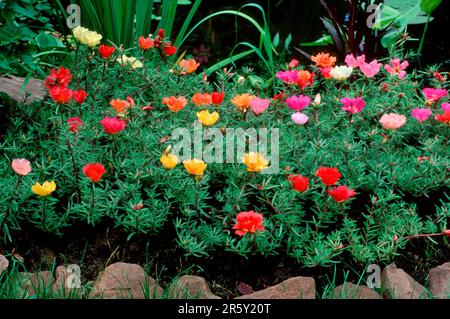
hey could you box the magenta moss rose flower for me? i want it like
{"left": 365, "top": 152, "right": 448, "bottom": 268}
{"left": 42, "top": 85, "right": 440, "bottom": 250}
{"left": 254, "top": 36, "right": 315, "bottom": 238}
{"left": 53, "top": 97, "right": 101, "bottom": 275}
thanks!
{"left": 285, "top": 95, "right": 311, "bottom": 111}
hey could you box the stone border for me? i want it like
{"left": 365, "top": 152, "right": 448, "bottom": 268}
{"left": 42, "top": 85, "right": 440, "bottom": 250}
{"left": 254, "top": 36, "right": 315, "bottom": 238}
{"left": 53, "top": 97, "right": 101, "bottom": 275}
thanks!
{"left": 1, "top": 255, "right": 449, "bottom": 299}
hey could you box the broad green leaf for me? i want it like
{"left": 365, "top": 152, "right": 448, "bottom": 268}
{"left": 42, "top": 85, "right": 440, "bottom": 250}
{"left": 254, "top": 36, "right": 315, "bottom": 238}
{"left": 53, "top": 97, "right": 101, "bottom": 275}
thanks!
{"left": 35, "top": 32, "right": 65, "bottom": 49}
{"left": 421, "top": 0, "right": 442, "bottom": 14}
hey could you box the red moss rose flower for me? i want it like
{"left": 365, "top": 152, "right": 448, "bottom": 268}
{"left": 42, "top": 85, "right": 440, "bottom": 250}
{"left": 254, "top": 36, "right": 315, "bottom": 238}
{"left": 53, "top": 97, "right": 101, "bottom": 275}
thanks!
{"left": 233, "top": 211, "right": 265, "bottom": 236}
{"left": 316, "top": 167, "right": 342, "bottom": 186}
{"left": 49, "top": 86, "right": 72, "bottom": 104}
{"left": 45, "top": 66, "right": 72, "bottom": 89}
{"left": 98, "top": 44, "right": 116, "bottom": 59}
{"left": 82, "top": 163, "right": 106, "bottom": 183}
{"left": 288, "top": 174, "right": 309, "bottom": 192}
{"left": 211, "top": 92, "right": 225, "bottom": 105}
{"left": 100, "top": 117, "right": 126, "bottom": 135}
{"left": 72, "top": 89, "right": 87, "bottom": 104}
{"left": 327, "top": 186, "right": 356, "bottom": 203}
{"left": 67, "top": 117, "right": 84, "bottom": 133}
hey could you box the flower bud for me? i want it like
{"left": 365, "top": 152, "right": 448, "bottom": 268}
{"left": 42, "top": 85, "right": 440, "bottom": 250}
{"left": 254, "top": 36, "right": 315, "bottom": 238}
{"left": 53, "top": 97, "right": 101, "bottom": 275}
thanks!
{"left": 314, "top": 93, "right": 321, "bottom": 106}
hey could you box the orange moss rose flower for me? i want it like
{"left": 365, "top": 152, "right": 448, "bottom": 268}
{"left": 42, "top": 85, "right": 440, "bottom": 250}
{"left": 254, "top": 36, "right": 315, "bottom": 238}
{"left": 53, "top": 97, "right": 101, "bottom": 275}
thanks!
{"left": 183, "top": 159, "right": 207, "bottom": 176}
{"left": 110, "top": 99, "right": 132, "bottom": 114}
{"left": 297, "top": 70, "right": 314, "bottom": 89}
{"left": 233, "top": 211, "right": 265, "bottom": 236}
{"left": 191, "top": 93, "right": 212, "bottom": 106}
{"left": 197, "top": 110, "right": 219, "bottom": 126}
{"left": 138, "top": 36, "right": 154, "bottom": 50}
{"left": 311, "top": 52, "right": 336, "bottom": 68}
{"left": 162, "top": 96, "right": 188, "bottom": 112}
{"left": 178, "top": 59, "right": 200, "bottom": 74}
{"left": 243, "top": 152, "right": 269, "bottom": 172}
{"left": 231, "top": 93, "right": 255, "bottom": 111}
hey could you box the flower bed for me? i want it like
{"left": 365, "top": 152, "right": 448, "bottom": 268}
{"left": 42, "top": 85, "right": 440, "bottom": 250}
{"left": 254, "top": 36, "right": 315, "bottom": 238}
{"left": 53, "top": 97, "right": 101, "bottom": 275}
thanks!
{"left": 1, "top": 27, "right": 449, "bottom": 290}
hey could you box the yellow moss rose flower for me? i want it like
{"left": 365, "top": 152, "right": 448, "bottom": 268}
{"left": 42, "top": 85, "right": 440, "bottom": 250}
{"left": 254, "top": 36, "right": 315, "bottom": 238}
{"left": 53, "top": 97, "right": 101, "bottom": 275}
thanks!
{"left": 73, "top": 26, "right": 102, "bottom": 47}
{"left": 197, "top": 110, "right": 219, "bottom": 126}
{"left": 183, "top": 159, "right": 207, "bottom": 176}
{"left": 160, "top": 153, "right": 179, "bottom": 170}
{"left": 31, "top": 181, "right": 57, "bottom": 197}
{"left": 243, "top": 152, "right": 269, "bottom": 172}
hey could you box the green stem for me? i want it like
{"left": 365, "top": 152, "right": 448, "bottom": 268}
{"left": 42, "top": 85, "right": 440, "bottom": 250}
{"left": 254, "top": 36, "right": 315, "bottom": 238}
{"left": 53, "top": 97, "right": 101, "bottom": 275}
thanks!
{"left": 417, "top": 14, "right": 431, "bottom": 66}
{"left": 42, "top": 197, "right": 48, "bottom": 232}
{"left": 90, "top": 183, "right": 95, "bottom": 225}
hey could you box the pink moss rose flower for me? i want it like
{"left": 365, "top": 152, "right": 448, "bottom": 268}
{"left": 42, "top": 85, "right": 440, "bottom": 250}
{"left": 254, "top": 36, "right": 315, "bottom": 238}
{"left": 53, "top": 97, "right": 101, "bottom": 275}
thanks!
{"left": 411, "top": 108, "right": 432, "bottom": 123}
{"left": 12, "top": 159, "right": 32, "bottom": 176}
{"left": 285, "top": 95, "right": 311, "bottom": 111}
{"left": 345, "top": 54, "right": 365, "bottom": 68}
{"left": 379, "top": 113, "right": 407, "bottom": 130}
{"left": 384, "top": 58, "right": 408, "bottom": 79}
{"left": 276, "top": 70, "right": 298, "bottom": 84}
{"left": 422, "top": 88, "right": 448, "bottom": 104}
{"left": 250, "top": 97, "right": 270, "bottom": 115}
{"left": 359, "top": 60, "right": 382, "bottom": 78}
{"left": 291, "top": 112, "right": 309, "bottom": 125}
{"left": 340, "top": 97, "right": 366, "bottom": 114}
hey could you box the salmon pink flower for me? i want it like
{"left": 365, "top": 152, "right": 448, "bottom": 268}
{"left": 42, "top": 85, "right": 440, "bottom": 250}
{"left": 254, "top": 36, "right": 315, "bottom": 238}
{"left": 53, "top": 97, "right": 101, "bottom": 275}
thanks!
{"left": 250, "top": 97, "right": 270, "bottom": 115}
{"left": 435, "top": 111, "right": 450, "bottom": 124}
{"left": 211, "top": 92, "right": 225, "bottom": 105}
{"left": 67, "top": 117, "right": 84, "bottom": 133}
{"left": 98, "top": 44, "right": 115, "bottom": 59}
{"left": 285, "top": 95, "right": 311, "bottom": 111}
{"left": 11, "top": 159, "right": 32, "bottom": 176}
{"left": 422, "top": 88, "right": 447, "bottom": 104}
{"left": 178, "top": 59, "right": 200, "bottom": 74}
{"left": 411, "top": 108, "right": 432, "bottom": 123}
{"left": 327, "top": 186, "right": 356, "bottom": 203}
{"left": 49, "top": 86, "right": 72, "bottom": 104}
{"left": 311, "top": 52, "right": 336, "bottom": 68}
{"left": 276, "top": 70, "right": 298, "bottom": 84}
{"left": 345, "top": 54, "right": 365, "bottom": 68}
{"left": 379, "top": 113, "right": 407, "bottom": 130}
{"left": 138, "top": 36, "right": 154, "bottom": 50}
{"left": 296, "top": 70, "right": 314, "bottom": 89}
{"left": 384, "top": 58, "right": 408, "bottom": 79}
{"left": 443, "top": 230, "right": 450, "bottom": 237}
{"left": 316, "top": 167, "right": 342, "bottom": 186}
{"left": 191, "top": 93, "right": 212, "bottom": 106}
{"left": 340, "top": 97, "right": 366, "bottom": 114}
{"left": 291, "top": 112, "right": 309, "bottom": 125}
{"left": 101, "top": 117, "right": 126, "bottom": 135}
{"left": 288, "top": 58, "right": 299, "bottom": 68}
{"left": 359, "top": 60, "right": 382, "bottom": 78}
{"left": 162, "top": 96, "right": 188, "bottom": 112}
{"left": 72, "top": 89, "right": 87, "bottom": 104}
{"left": 288, "top": 175, "right": 309, "bottom": 192}
{"left": 233, "top": 211, "right": 265, "bottom": 236}
{"left": 44, "top": 66, "right": 72, "bottom": 88}
{"left": 82, "top": 163, "right": 106, "bottom": 183}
